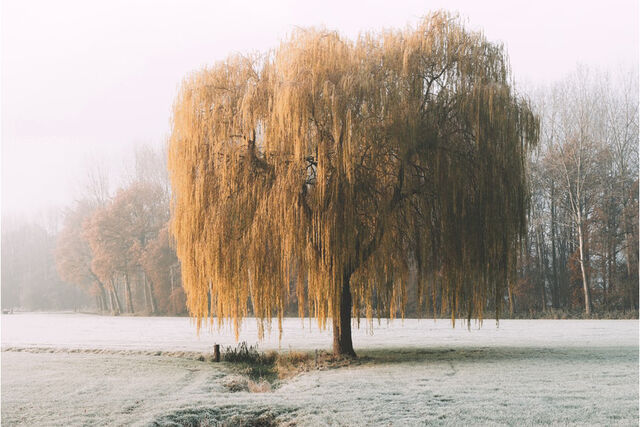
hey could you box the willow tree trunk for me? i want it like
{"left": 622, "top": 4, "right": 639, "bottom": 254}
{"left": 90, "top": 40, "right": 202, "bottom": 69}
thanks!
{"left": 333, "top": 274, "right": 356, "bottom": 357}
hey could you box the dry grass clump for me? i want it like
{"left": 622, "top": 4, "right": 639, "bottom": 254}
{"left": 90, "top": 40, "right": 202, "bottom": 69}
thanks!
{"left": 223, "top": 375, "right": 249, "bottom": 392}
{"left": 247, "top": 379, "right": 272, "bottom": 393}
{"left": 222, "top": 375, "right": 272, "bottom": 393}
{"left": 274, "top": 350, "right": 312, "bottom": 379}
{"left": 221, "top": 342, "right": 278, "bottom": 386}
{"left": 222, "top": 342, "right": 276, "bottom": 365}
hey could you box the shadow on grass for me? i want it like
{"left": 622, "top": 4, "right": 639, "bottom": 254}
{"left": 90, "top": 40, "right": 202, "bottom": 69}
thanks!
{"left": 356, "top": 345, "right": 638, "bottom": 365}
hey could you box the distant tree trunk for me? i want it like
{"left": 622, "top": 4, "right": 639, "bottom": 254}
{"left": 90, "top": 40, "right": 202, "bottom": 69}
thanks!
{"left": 524, "top": 231, "right": 532, "bottom": 313}
{"left": 169, "top": 263, "right": 179, "bottom": 292}
{"left": 584, "top": 228, "right": 593, "bottom": 307}
{"left": 622, "top": 198, "right": 634, "bottom": 279}
{"left": 333, "top": 272, "right": 356, "bottom": 357}
{"left": 603, "top": 235, "right": 612, "bottom": 309}
{"left": 559, "top": 232, "right": 569, "bottom": 308}
{"left": 507, "top": 279, "right": 514, "bottom": 316}
{"left": 601, "top": 254, "right": 607, "bottom": 309}
{"left": 623, "top": 216, "right": 638, "bottom": 310}
{"left": 109, "top": 279, "right": 122, "bottom": 315}
{"left": 106, "top": 286, "right": 114, "bottom": 313}
{"left": 143, "top": 272, "right": 157, "bottom": 314}
{"left": 567, "top": 219, "right": 575, "bottom": 308}
{"left": 95, "top": 281, "right": 108, "bottom": 313}
{"left": 550, "top": 183, "right": 560, "bottom": 309}
{"left": 142, "top": 270, "right": 149, "bottom": 312}
{"left": 124, "top": 272, "right": 134, "bottom": 313}
{"left": 576, "top": 215, "right": 591, "bottom": 315}
{"left": 535, "top": 227, "right": 547, "bottom": 311}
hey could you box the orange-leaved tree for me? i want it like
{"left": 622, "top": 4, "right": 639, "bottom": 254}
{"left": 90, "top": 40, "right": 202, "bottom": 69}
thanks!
{"left": 141, "top": 226, "right": 185, "bottom": 315}
{"left": 56, "top": 200, "right": 109, "bottom": 311}
{"left": 84, "top": 182, "right": 168, "bottom": 314}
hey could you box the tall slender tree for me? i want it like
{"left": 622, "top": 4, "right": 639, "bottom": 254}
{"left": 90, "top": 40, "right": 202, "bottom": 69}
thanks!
{"left": 543, "top": 68, "right": 609, "bottom": 314}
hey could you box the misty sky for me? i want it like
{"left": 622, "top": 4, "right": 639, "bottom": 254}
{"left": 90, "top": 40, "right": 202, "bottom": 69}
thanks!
{"left": 2, "top": 0, "right": 638, "bottom": 220}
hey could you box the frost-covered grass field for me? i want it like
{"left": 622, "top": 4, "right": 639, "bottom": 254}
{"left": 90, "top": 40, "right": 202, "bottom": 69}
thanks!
{"left": 2, "top": 313, "right": 638, "bottom": 426}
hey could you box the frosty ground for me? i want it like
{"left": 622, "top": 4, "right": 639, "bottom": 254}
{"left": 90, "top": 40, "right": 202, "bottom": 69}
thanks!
{"left": 1, "top": 314, "right": 638, "bottom": 426}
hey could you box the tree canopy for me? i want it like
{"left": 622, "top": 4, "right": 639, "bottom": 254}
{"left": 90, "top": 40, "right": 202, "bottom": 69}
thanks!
{"left": 169, "top": 12, "right": 539, "bottom": 355}
{"left": 84, "top": 181, "right": 169, "bottom": 314}
{"left": 56, "top": 200, "right": 108, "bottom": 310}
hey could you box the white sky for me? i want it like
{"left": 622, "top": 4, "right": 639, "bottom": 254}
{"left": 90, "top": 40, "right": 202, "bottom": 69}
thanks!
{"left": 2, "top": 0, "right": 638, "bottom": 220}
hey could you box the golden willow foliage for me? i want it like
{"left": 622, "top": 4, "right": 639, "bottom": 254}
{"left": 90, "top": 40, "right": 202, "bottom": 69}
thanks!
{"left": 169, "top": 12, "right": 539, "bottom": 338}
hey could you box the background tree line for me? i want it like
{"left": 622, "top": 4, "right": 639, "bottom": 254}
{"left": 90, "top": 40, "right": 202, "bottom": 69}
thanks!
{"left": 1, "top": 65, "right": 637, "bottom": 317}
{"left": 515, "top": 67, "right": 639, "bottom": 316}
{"left": 2, "top": 146, "right": 186, "bottom": 315}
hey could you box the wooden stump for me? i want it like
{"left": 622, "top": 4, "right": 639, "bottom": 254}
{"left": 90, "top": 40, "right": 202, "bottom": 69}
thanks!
{"left": 213, "top": 344, "right": 220, "bottom": 362}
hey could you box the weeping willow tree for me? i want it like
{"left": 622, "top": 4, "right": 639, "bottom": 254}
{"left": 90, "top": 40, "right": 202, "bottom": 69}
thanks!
{"left": 169, "top": 12, "right": 538, "bottom": 356}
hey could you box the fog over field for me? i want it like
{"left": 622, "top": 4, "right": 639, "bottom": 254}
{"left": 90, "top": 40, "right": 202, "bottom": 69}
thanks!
{"left": 2, "top": 0, "right": 638, "bottom": 219}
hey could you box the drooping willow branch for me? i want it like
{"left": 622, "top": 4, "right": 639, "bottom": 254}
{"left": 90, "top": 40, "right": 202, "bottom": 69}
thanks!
{"left": 168, "top": 11, "right": 539, "bottom": 338}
